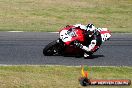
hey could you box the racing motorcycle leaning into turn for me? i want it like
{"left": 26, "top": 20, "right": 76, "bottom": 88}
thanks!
{"left": 43, "top": 24, "right": 111, "bottom": 58}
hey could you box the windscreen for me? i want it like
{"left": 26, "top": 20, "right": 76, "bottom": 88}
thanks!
{"left": 67, "top": 28, "right": 76, "bottom": 37}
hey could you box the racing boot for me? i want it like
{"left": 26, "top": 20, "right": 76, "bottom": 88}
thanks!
{"left": 84, "top": 53, "right": 93, "bottom": 59}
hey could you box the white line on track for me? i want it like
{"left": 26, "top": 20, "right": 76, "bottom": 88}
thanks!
{"left": 7, "top": 31, "right": 59, "bottom": 33}
{"left": 0, "top": 64, "right": 130, "bottom": 68}
{"left": 8, "top": 31, "right": 24, "bottom": 32}
{"left": 49, "top": 32, "right": 59, "bottom": 33}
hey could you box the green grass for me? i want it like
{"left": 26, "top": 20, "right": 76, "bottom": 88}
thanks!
{"left": 0, "top": 65, "right": 131, "bottom": 88}
{"left": 0, "top": 0, "right": 131, "bottom": 32}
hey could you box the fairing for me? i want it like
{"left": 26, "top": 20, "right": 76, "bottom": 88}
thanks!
{"left": 59, "top": 26, "right": 85, "bottom": 45}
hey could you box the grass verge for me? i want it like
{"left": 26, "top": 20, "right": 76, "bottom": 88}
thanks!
{"left": 0, "top": 0, "right": 131, "bottom": 32}
{"left": 0, "top": 65, "right": 131, "bottom": 88}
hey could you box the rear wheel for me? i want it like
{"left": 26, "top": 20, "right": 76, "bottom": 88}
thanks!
{"left": 43, "top": 40, "right": 63, "bottom": 56}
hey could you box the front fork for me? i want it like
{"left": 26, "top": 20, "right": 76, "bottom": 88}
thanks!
{"left": 56, "top": 38, "right": 64, "bottom": 45}
{"left": 56, "top": 38, "right": 65, "bottom": 55}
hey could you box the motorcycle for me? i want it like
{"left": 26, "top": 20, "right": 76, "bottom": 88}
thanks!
{"left": 43, "top": 25, "right": 111, "bottom": 57}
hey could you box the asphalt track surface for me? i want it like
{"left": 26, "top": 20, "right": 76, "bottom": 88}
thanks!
{"left": 0, "top": 32, "right": 132, "bottom": 66}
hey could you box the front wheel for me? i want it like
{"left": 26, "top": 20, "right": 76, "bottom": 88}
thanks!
{"left": 43, "top": 40, "right": 63, "bottom": 56}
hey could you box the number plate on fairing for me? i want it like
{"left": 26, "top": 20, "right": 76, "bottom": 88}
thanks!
{"left": 60, "top": 30, "right": 72, "bottom": 42}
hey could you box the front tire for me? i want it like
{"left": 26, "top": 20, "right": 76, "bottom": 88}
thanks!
{"left": 43, "top": 40, "right": 63, "bottom": 56}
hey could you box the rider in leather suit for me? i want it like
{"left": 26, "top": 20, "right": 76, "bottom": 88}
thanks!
{"left": 73, "top": 24, "right": 102, "bottom": 58}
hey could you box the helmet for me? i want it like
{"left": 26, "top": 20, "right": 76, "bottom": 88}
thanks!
{"left": 86, "top": 24, "right": 96, "bottom": 37}
{"left": 86, "top": 24, "right": 95, "bottom": 32}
